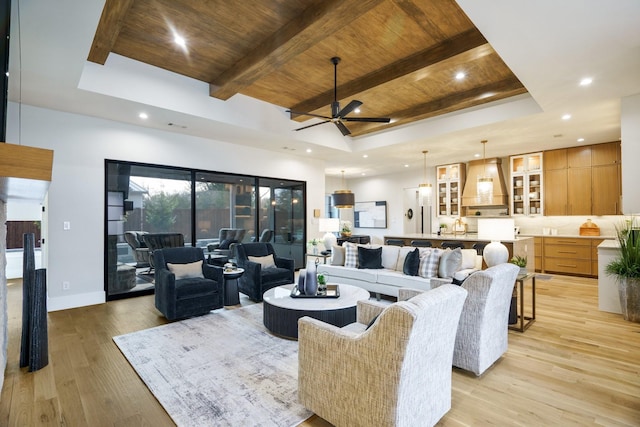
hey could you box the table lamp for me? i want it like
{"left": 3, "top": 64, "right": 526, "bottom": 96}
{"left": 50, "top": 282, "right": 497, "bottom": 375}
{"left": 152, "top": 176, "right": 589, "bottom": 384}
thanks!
{"left": 319, "top": 218, "right": 340, "bottom": 252}
{"left": 478, "top": 218, "right": 515, "bottom": 267}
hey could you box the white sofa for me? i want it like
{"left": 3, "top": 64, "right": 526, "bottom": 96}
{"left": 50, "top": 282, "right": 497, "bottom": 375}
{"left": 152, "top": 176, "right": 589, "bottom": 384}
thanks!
{"left": 316, "top": 244, "right": 482, "bottom": 297}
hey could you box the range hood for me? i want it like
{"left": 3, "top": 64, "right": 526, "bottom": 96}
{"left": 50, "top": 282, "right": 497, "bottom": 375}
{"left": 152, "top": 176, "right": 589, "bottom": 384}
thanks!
{"left": 461, "top": 157, "right": 508, "bottom": 207}
{"left": 0, "top": 142, "right": 54, "bottom": 203}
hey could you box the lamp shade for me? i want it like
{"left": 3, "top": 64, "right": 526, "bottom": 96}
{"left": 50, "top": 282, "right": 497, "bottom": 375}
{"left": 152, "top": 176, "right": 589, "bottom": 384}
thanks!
{"left": 332, "top": 190, "right": 354, "bottom": 208}
{"left": 319, "top": 218, "right": 340, "bottom": 232}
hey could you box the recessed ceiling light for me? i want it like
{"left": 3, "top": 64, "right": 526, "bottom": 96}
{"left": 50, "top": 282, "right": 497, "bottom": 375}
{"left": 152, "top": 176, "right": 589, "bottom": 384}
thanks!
{"left": 139, "top": 112, "right": 148, "bottom": 119}
{"left": 361, "top": 173, "right": 366, "bottom": 176}
{"left": 174, "top": 34, "right": 186, "bottom": 47}
{"left": 362, "top": 154, "right": 368, "bottom": 158}
{"left": 354, "top": 107, "right": 361, "bottom": 114}
{"left": 474, "top": 153, "right": 481, "bottom": 158}
{"left": 455, "top": 72, "right": 466, "bottom": 80}
{"left": 579, "top": 77, "right": 593, "bottom": 86}
{"left": 404, "top": 164, "right": 409, "bottom": 168}
{"left": 577, "top": 137, "right": 585, "bottom": 142}
{"left": 562, "top": 114, "right": 572, "bottom": 120}
{"left": 306, "top": 148, "right": 312, "bottom": 153}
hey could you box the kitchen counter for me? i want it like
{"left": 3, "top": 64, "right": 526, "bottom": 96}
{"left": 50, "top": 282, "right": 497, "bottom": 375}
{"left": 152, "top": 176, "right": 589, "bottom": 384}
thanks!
{"left": 597, "top": 239, "right": 620, "bottom": 314}
{"left": 520, "top": 233, "right": 614, "bottom": 239}
{"left": 390, "top": 233, "right": 532, "bottom": 243}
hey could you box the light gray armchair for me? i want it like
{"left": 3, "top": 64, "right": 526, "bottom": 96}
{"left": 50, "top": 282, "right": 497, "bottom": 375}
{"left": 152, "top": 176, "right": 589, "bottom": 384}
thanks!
{"left": 298, "top": 285, "right": 468, "bottom": 427}
{"left": 408, "top": 262, "right": 520, "bottom": 376}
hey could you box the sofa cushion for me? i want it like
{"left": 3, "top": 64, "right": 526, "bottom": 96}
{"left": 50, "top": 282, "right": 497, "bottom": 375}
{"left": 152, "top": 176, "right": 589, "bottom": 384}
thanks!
{"left": 248, "top": 254, "right": 276, "bottom": 269}
{"left": 344, "top": 243, "right": 359, "bottom": 268}
{"left": 418, "top": 248, "right": 443, "bottom": 278}
{"left": 358, "top": 246, "right": 383, "bottom": 269}
{"left": 395, "top": 247, "right": 415, "bottom": 271}
{"left": 167, "top": 260, "right": 204, "bottom": 279}
{"left": 403, "top": 248, "right": 420, "bottom": 276}
{"left": 461, "top": 248, "right": 478, "bottom": 269}
{"left": 331, "top": 245, "right": 345, "bottom": 266}
{"left": 319, "top": 265, "right": 378, "bottom": 283}
{"left": 438, "top": 248, "right": 462, "bottom": 279}
{"left": 380, "top": 245, "right": 400, "bottom": 269}
{"left": 377, "top": 270, "right": 433, "bottom": 289}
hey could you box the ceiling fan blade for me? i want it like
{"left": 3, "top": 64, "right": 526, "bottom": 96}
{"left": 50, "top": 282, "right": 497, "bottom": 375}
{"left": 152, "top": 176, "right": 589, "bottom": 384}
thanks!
{"left": 343, "top": 117, "right": 391, "bottom": 123}
{"left": 294, "top": 120, "right": 331, "bottom": 131}
{"left": 286, "top": 109, "right": 331, "bottom": 120}
{"left": 334, "top": 121, "right": 351, "bottom": 136}
{"left": 338, "top": 100, "right": 363, "bottom": 118}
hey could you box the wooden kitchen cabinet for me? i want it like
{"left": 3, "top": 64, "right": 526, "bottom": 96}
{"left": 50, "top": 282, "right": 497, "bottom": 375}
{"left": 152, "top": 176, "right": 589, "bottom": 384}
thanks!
{"left": 567, "top": 167, "right": 592, "bottom": 215}
{"left": 436, "top": 163, "right": 465, "bottom": 217}
{"left": 534, "top": 237, "right": 542, "bottom": 272}
{"left": 543, "top": 142, "right": 620, "bottom": 216}
{"left": 510, "top": 152, "right": 543, "bottom": 216}
{"left": 543, "top": 237, "right": 592, "bottom": 276}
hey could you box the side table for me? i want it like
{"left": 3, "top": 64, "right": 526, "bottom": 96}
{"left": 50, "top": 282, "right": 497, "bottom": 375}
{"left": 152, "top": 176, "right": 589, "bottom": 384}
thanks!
{"left": 222, "top": 268, "right": 244, "bottom": 306}
{"left": 306, "top": 253, "right": 330, "bottom": 265}
{"left": 509, "top": 273, "right": 536, "bottom": 332}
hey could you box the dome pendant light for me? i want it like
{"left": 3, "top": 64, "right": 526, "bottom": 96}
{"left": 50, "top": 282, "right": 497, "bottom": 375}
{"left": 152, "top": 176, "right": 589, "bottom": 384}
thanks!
{"left": 332, "top": 170, "right": 355, "bottom": 208}
{"left": 477, "top": 140, "right": 493, "bottom": 205}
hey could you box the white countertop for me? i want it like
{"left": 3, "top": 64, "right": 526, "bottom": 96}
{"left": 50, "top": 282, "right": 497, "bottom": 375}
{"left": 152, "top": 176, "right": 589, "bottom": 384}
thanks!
{"left": 385, "top": 233, "right": 532, "bottom": 243}
{"left": 520, "top": 233, "right": 615, "bottom": 239}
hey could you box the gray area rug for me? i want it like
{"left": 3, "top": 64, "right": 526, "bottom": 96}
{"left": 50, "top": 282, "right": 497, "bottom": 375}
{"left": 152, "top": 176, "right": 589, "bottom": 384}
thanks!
{"left": 113, "top": 304, "right": 311, "bottom": 427}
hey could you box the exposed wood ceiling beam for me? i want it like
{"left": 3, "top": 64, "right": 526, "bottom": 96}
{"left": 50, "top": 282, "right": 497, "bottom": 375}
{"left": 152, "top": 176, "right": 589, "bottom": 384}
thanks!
{"left": 87, "top": 0, "right": 135, "bottom": 64}
{"left": 209, "top": 0, "right": 386, "bottom": 100}
{"left": 354, "top": 77, "right": 527, "bottom": 136}
{"left": 289, "top": 29, "right": 488, "bottom": 119}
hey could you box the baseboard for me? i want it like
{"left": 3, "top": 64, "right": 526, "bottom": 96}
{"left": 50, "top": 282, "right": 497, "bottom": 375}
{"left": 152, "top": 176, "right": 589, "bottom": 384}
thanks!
{"left": 47, "top": 291, "right": 105, "bottom": 312}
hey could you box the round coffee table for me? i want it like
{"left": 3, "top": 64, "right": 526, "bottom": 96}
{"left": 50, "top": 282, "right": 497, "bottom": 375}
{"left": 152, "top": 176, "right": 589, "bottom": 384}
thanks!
{"left": 262, "top": 283, "right": 370, "bottom": 339}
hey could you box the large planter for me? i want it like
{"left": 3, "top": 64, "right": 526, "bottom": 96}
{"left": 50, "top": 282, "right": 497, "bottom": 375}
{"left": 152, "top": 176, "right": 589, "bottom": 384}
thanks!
{"left": 618, "top": 277, "right": 640, "bottom": 323}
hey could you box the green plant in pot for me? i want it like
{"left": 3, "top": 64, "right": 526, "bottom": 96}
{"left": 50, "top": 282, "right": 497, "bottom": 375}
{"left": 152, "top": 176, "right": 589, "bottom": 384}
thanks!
{"left": 509, "top": 254, "right": 528, "bottom": 274}
{"left": 605, "top": 218, "right": 640, "bottom": 323}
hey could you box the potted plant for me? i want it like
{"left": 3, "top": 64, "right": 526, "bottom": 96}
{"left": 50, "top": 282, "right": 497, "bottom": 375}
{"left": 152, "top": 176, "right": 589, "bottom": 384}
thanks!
{"left": 509, "top": 255, "right": 528, "bottom": 275}
{"left": 340, "top": 220, "right": 353, "bottom": 237}
{"left": 605, "top": 218, "right": 640, "bottom": 323}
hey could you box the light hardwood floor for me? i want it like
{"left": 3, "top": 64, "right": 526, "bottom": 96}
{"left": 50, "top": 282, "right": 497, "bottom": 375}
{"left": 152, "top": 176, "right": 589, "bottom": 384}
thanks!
{"left": 1, "top": 275, "right": 639, "bottom": 426}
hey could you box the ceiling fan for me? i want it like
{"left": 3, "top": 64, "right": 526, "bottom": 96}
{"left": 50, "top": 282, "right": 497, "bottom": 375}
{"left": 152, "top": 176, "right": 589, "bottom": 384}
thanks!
{"left": 286, "top": 57, "right": 391, "bottom": 136}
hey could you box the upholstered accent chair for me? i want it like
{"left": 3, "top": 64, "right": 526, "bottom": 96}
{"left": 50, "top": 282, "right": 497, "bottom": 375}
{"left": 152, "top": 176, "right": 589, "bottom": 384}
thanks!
{"left": 298, "top": 285, "right": 468, "bottom": 427}
{"left": 234, "top": 242, "right": 294, "bottom": 302}
{"left": 123, "top": 231, "right": 150, "bottom": 268}
{"left": 207, "top": 228, "right": 247, "bottom": 256}
{"left": 142, "top": 233, "right": 185, "bottom": 272}
{"left": 153, "top": 246, "right": 223, "bottom": 321}
{"left": 252, "top": 228, "right": 273, "bottom": 243}
{"left": 409, "top": 262, "right": 520, "bottom": 376}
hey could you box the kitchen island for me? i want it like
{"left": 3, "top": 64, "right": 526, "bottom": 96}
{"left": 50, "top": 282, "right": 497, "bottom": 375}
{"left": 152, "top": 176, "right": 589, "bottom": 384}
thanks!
{"left": 383, "top": 233, "right": 535, "bottom": 271}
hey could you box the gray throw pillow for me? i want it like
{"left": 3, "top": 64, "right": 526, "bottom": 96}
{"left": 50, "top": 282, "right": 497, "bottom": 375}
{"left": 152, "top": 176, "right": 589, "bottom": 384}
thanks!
{"left": 331, "top": 245, "right": 345, "bottom": 266}
{"left": 438, "top": 247, "right": 462, "bottom": 279}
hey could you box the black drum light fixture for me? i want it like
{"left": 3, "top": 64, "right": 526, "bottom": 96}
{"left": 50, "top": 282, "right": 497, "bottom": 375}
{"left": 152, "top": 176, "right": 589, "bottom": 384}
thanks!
{"left": 332, "top": 170, "right": 355, "bottom": 208}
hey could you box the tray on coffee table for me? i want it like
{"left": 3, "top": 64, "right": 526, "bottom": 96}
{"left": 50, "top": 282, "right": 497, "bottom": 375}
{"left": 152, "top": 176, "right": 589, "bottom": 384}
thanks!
{"left": 290, "top": 284, "right": 340, "bottom": 298}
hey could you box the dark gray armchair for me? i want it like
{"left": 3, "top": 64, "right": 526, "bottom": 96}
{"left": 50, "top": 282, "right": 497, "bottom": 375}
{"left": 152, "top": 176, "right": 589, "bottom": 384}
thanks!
{"left": 235, "top": 243, "right": 295, "bottom": 302}
{"left": 124, "top": 231, "right": 150, "bottom": 268}
{"left": 154, "top": 246, "right": 223, "bottom": 321}
{"left": 252, "top": 228, "right": 273, "bottom": 243}
{"left": 143, "top": 232, "right": 185, "bottom": 272}
{"left": 207, "top": 228, "right": 247, "bottom": 257}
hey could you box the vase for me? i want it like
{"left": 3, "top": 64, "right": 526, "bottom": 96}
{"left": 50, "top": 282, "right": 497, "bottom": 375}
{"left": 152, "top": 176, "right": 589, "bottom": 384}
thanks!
{"left": 618, "top": 277, "right": 640, "bottom": 323}
{"left": 304, "top": 261, "right": 318, "bottom": 296}
{"left": 311, "top": 245, "right": 318, "bottom": 255}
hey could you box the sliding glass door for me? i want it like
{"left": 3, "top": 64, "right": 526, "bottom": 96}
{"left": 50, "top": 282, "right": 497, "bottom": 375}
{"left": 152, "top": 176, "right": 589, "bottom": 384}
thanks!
{"left": 105, "top": 160, "right": 306, "bottom": 300}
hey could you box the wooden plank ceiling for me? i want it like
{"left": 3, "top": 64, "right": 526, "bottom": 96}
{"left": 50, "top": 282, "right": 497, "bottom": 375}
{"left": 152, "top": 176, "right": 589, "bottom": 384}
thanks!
{"left": 88, "top": 0, "right": 527, "bottom": 137}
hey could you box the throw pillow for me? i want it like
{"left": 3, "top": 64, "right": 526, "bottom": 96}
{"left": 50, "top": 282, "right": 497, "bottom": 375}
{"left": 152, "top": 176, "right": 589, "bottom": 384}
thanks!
{"left": 380, "top": 245, "right": 400, "bottom": 269}
{"left": 331, "top": 245, "right": 346, "bottom": 266}
{"left": 460, "top": 248, "right": 478, "bottom": 269}
{"left": 248, "top": 254, "right": 276, "bottom": 269}
{"left": 357, "top": 246, "right": 383, "bottom": 269}
{"left": 344, "top": 243, "right": 359, "bottom": 268}
{"left": 402, "top": 248, "right": 420, "bottom": 276}
{"left": 218, "top": 238, "right": 238, "bottom": 250}
{"left": 438, "top": 248, "right": 463, "bottom": 279}
{"left": 167, "top": 260, "right": 204, "bottom": 279}
{"left": 418, "top": 248, "right": 443, "bottom": 278}
{"left": 394, "top": 246, "right": 415, "bottom": 271}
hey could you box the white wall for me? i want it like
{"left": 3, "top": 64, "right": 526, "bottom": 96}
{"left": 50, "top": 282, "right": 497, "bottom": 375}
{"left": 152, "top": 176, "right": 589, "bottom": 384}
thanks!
{"left": 621, "top": 93, "right": 640, "bottom": 214}
{"left": 8, "top": 104, "right": 326, "bottom": 311}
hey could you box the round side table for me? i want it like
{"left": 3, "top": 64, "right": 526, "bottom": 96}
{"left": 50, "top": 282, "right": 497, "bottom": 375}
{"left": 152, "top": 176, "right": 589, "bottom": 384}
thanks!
{"left": 223, "top": 268, "right": 244, "bottom": 306}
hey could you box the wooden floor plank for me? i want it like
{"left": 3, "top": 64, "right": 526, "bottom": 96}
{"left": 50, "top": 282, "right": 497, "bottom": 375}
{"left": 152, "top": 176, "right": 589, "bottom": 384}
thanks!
{"left": 2, "top": 276, "right": 639, "bottom": 426}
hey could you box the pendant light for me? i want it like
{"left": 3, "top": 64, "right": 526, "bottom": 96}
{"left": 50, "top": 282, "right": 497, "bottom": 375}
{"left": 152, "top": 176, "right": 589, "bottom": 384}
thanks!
{"left": 418, "top": 150, "right": 432, "bottom": 206}
{"left": 332, "top": 170, "right": 355, "bottom": 208}
{"left": 477, "top": 140, "right": 493, "bottom": 205}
